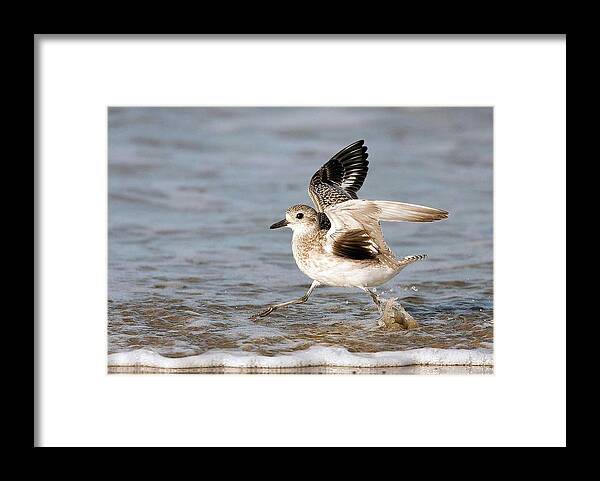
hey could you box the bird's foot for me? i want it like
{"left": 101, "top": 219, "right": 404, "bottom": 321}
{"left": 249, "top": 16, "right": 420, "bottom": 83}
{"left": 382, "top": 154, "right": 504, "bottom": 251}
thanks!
{"left": 250, "top": 305, "right": 275, "bottom": 321}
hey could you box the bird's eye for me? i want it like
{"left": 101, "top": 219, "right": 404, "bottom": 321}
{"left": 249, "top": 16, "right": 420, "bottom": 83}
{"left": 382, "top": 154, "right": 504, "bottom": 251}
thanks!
{"left": 296, "top": 213, "right": 304, "bottom": 219}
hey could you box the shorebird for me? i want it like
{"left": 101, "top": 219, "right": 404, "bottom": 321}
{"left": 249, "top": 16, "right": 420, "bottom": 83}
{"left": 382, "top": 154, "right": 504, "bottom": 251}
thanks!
{"left": 251, "top": 140, "right": 448, "bottom": 320}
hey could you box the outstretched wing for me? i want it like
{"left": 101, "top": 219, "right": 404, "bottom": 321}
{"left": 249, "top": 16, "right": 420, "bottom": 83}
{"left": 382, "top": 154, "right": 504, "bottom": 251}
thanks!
{"left": 308, "top": 140, "right": 369, "bottom": 213}
{"left": 324, "top": 199, "right": 448, "bottom": 266}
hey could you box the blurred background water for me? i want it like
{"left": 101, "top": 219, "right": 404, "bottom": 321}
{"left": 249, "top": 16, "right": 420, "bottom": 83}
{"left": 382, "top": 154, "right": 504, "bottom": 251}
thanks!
{"left": 108, "top": 107, "right": 493, "bottom": 359}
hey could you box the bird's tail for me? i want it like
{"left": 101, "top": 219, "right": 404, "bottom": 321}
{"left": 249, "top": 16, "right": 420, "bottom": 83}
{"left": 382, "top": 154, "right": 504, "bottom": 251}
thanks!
{"left": 395, "top": 254, "right": 427, "bottom": 269}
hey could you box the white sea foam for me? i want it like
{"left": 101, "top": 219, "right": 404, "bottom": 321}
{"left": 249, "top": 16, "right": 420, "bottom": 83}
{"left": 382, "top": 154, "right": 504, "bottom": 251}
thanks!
{"left": 108, "top": 346, "right": 493, "bottom": 369}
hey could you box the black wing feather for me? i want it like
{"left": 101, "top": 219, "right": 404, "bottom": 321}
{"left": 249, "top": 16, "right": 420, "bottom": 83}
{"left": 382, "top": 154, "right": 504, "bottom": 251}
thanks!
{"left": 308, "top": 140, "right": 370, "bottom": 212}
{"left": 317, "top": 212, "right": 332, "bottom": 231}
{"left": 331, "top": 229, "right": 378, "bottom": 261}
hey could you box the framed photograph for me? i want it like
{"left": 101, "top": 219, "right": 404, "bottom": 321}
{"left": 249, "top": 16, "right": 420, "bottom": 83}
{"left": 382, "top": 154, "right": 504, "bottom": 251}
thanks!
{"left": 35, "top": 34, "right": 566, "bottom": 447}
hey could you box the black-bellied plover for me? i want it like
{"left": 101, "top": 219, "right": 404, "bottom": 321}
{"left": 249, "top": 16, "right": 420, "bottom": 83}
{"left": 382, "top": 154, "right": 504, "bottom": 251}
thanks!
{"left": 251, "top": 140, "right": 448, "bottom": 319}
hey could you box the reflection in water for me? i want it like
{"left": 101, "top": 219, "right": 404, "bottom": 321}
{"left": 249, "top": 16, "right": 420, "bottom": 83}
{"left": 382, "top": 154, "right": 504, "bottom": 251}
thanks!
{"left": 108, "top": 107, "right": 493, "bottom": 363}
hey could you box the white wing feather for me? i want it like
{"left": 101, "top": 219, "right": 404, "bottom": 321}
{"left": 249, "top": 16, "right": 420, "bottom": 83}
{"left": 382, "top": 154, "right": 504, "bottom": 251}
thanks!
{"left": 324, "top": 199, "right": 448, "bottom": 267}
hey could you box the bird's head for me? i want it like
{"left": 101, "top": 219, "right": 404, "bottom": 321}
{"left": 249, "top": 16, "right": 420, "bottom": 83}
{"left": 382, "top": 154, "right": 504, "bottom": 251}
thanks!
{"left": 270, "top": 204, "right": 319, "bottom": 233}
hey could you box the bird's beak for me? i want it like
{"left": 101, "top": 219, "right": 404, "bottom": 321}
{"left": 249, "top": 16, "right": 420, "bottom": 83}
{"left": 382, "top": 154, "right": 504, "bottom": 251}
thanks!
{"left": 270, "top": 219, "right": 289, "bottom": 229}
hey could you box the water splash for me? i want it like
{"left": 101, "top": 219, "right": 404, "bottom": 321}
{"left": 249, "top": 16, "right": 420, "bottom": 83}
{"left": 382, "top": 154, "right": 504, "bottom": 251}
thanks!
{"left": 378, "top": 298, "right": 419, "bottom": 330}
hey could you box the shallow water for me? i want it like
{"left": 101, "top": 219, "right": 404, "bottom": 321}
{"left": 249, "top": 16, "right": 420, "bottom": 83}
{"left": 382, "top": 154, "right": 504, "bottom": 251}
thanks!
{"left": 108, "top": 107, "right": 493, "bottom": 366}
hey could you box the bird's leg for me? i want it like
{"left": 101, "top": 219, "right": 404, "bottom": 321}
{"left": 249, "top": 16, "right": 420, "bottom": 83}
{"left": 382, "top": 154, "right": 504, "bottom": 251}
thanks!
{"left": 251, "top": 281, "right": 320, "bottom": 320}
{"left": 361, "top": 287, "right": 383, "bottom": 313}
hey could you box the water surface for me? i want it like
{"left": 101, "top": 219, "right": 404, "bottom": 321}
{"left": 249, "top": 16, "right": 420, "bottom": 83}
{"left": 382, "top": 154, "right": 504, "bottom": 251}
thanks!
{"left": 108, "top": 107, "right": 493, "bottom": 366}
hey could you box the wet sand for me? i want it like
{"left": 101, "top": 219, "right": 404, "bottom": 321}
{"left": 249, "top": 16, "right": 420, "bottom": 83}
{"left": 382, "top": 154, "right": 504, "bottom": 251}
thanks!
{"left": 108, "top": 365, "right": 493, "bottom": 375}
